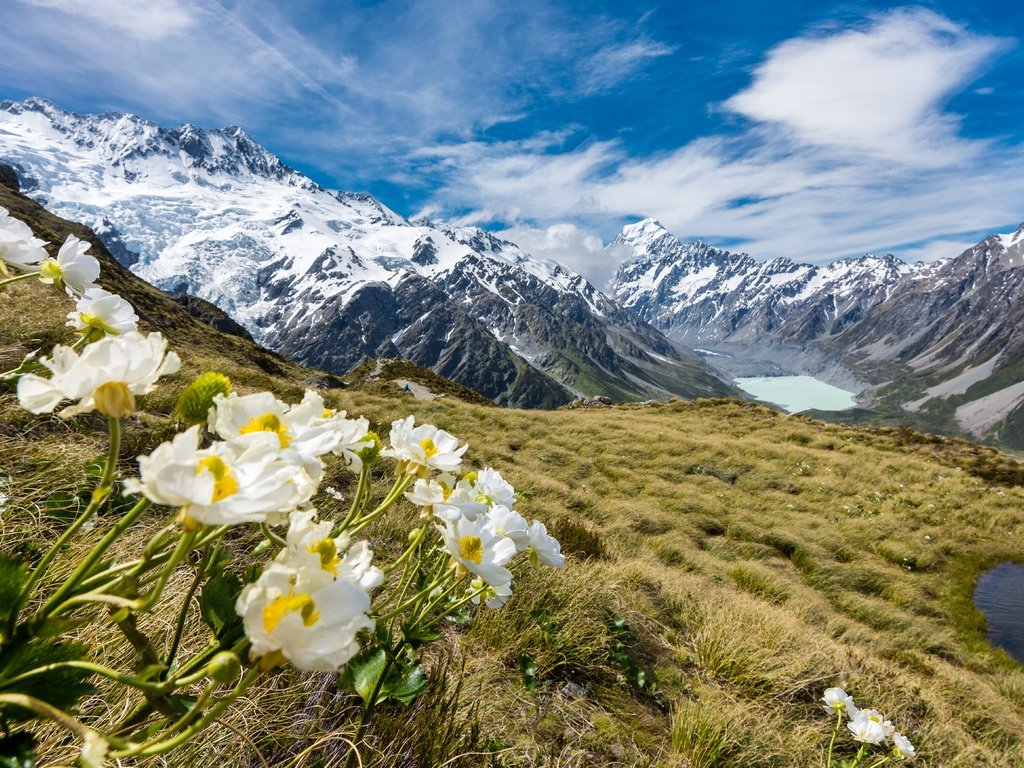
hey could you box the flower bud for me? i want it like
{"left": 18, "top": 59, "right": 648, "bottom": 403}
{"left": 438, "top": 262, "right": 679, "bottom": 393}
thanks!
{"left": 93, "top": 381, "right": 135, "bottom": 418}
{"left": 208, "top": 651, "right": 241, "bottom": 684}
{"left": 174, "top": 372, "right": 232, "bottom": 426}
{"left": 357, "top": 431, "right": 382, "bottom": 466}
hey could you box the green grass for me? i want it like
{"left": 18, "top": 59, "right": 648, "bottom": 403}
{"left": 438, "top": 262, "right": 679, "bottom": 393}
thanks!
{"left": 3, "top": 191, "right": 1024, "bottom": 766}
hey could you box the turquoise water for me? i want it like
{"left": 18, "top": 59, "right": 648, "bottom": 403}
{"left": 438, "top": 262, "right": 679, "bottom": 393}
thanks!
{"left": 974, "top": 562, "right": 1024, "bottom": 664}
{"left": 733, "top": 375, "right": 857, "bottom": 413}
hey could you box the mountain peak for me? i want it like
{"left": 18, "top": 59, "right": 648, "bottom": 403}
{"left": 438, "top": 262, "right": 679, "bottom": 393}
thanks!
{"left": 615, "top": 218, "right": 675, "bottom": 247}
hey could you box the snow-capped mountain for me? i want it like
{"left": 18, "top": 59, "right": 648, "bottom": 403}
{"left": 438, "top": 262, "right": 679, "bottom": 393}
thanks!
{"left": 610, "top": 219, "right": 1024, "bottom": 447}
{"left": 0, "top": 98, "right": 733, "bottom": 407}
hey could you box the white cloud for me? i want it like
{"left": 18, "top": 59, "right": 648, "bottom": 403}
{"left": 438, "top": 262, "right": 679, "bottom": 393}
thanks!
{"left": 722, "top": 8, "right": 1007, "bottom": 167}
{"left": 414, "top": 9, "right": 1022, "bottom": 284}
{"left": 497, "top": 222, "right": 615, "bottom": 287}
{"left": 21, "top": 0, "right": 195, "bottom": 40}
{"left": 577, "top": 39, "right": 676, "bottom": 95}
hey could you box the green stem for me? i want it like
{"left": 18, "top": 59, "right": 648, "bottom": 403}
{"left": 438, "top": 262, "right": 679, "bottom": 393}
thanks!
{"left": 133, "top": 529, "right": 199, "bottom": 614}
{"left": 41, "top": 495, "right": 151, "bottom": 618}
{"left": 826, "top": 714, "right": 842, "bottom": 767}
{"left": 163, "top": 545, "right": 209, "bottom": 672}
{"left": 11, "top": 418, "right": 121, "bottom": 635}
{"left": 0, "top": 271, "right": 40, "bottom": 289}
{"left": 347, "top": 474, "right": 414, "bottom": 536}
{"left": 374, "top": 568, "right": 454, "bottom": 623}
{"left": 0, "top": 660, "right": 168, "bottom": 693}
{"left": 0, "top": 692, "right": 93, "bottom": 740}
{"left": 110, "top": 666, "right": 261, "bottom": 759}
{"left": 335, "top": 465, "right": 371, "bottom": 535}
{"left": 260, "top": 521, "right": 287, "bottom": 548}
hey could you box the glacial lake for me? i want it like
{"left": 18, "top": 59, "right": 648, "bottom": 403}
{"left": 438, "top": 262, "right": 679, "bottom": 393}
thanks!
{"left": 733, "top": 375, "right": 857, "bottom": 413}
{"left": 973, "top": 562, "right": 1024, "bottom": 664}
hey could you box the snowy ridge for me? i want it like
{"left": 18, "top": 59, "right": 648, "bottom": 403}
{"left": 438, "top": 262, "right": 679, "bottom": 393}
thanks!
{"left": 0, "top": 99, "right": 732, "bottom": 407}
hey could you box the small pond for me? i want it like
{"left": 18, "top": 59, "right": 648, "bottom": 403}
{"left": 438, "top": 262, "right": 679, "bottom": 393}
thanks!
{"left": 733, "top": 375, "right": 857, "bottom": 413}
{"left": 973, "top": 562, "right": 1024, "bottom": 663}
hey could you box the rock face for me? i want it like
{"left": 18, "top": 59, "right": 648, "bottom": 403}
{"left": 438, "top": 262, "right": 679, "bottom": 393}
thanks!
{"left": 0, "top": 98, "right": 735, "bottom": 409}
{"left": 610, "top": 219, "right": 1024, "bottom": 447}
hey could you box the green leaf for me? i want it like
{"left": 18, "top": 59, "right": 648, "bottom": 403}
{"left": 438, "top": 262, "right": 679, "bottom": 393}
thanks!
{"left": 400, "top": 622, "right": 441, "bottom": 649}
{"left": 382, "top": 661, "right": 426, "bottom": 704}
{"left": 0, "top": 639, "right": 94, "bottom": 722}
{"left": 84, "top": 456, "right": 108, "bottom": 479}
{"left": 44, "top": 492, "right": 80, "bottom": 523}
{"left": 0, "top": 733, "right": 38, "bottom": 768}
{"left": 0, "top": 555, "right": 28, "bottom": 632}
{"left": 339, "top": 648, "right": 388, "bottom": 705}
{"left": 199, "top": 573, "right": 242, "bottom": 639}
{"left": 518, "top": 653, "right": 538, "bottom": 693}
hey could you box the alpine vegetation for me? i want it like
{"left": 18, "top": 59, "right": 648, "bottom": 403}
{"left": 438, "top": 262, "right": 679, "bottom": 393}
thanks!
{"left": 0, "top": 210, "right": 562, "bottom": 765}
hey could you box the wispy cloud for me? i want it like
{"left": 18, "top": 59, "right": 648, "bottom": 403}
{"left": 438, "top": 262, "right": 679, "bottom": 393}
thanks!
{"left": 577, "top": 39, "right": 676, "bottom": 95}
{"left": 415, "top": 8, "right": 1021, "bottom": 281}
{"left": 21, "top": 0, "right": 196, "bottom": 40}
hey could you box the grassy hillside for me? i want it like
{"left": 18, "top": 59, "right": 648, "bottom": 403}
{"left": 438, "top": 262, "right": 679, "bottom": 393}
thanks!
{"left": 2, "top": 194, "right": 1024, "bottom": 766}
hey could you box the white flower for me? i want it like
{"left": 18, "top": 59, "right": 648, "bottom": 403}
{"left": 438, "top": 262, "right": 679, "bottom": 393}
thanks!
{"left": 859, "top": 708, "right": 895, "bottom": 739}
{"left": 66, "top": 287, "right": 138, "bottom": 339}
{"left": 469, "top": 575, "right": 512, "bottom": 609}
{"left": 892, "top": 732, "right": 916, "bottom": 759}
{"left": 17, "top": 331, "right": 180, "bottom": 418}
{"left": 464, "top": 467, "right": 516, "bottom": 508}
{"left": 126, "top": 426, "right": 316, "bottom": 527}
{"left": 526, "top": 520, "right": 564, "bottom": 568}
{"left": 487, "top": 505, "right": 530, "bottom": 551}
{"left": 0, "top": 207, "right": 47, "bottom": 271}
{"left": 236, "top": 557, "right": 374, "bottom": 672}
{"left": 822, "top": 687, "right": 858, "bottom": 718}
{"left": 383, "top": 416, "right": 467, "bottom": 474}
{"left": 280, "top": 510, "right": 383, "bottom": 591}
{"left": 37, "top": 234, "right": 100, "bottom": 295}
{"left": 848, "top": 714, "right": 887, "bottom": 745}
{"left": 438, "top": 515, "right": 515, "bottom": 587}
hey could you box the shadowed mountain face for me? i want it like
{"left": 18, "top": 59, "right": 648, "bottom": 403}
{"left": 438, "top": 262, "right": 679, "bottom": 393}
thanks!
{"left": 610, "top": 219, "right": 1024, "bottom": 448}
{"left": 0, "top": 99, "right": 736, "bottom": 409}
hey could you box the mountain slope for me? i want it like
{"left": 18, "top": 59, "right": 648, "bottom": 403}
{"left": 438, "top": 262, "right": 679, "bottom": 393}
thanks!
{"left": 0, "top": 98, "right": 734, "bottom": 408}
{"left": 610, "top": 219, "right": 1024, "bottom": 447}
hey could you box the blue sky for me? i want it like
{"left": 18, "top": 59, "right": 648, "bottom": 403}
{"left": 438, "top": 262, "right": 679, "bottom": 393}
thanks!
{"left": 0, "top": 0, "right": 1022, "bottom": 285}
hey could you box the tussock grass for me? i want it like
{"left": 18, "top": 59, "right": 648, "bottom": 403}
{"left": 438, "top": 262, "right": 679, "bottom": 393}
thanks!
{"left": 3, "top": 234, "right": 1024, "bottom": 765}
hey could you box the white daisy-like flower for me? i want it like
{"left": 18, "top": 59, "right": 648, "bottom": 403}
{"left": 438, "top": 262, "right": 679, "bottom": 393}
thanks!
{"left": 466, "top": 467, "right": 516, "bottom": 508}
{"left": 892, "top": 732, "right": 916, "bottom": 759}
{"left": 859, "top": 708, "right": 895, "bottom": 740}
{"left": 438, "top": 515, "right": 515, "bottom": 587}
{"left": 526, "top": 520, "right": 564, "bottom": 568}
{"left": 469, "top": 575, "right": 512, "bottom": 609}
{"left": 822, "top": 687, "right": 858, "bottom": 718}
{"left": 66, "top": 287, "right": 139, "bottom": 339}
{"left": 0, "top": 207, "right": 47, "bottom": 272}
{"left": 235, "top": 557, "right": 375, "bottom": 672}
{"left": 280, "top": 510, "right": 383, "bottom": 592}
{"left": 17, "top": 331, "right": 180, "bottom": 418}
{"left": 125, "top": 426, "right": 316, "bottom": 527}
{"left": 383, "top": 416, "right": 467, "bottom": 474}
{"left": 848, "top": 714, "right": 887, "bottom": 745}
{"left": 37, "top": 234, "right": 100, "bottom": 295}
{"left": 487, "top": 505, "right": 530, "bottom": 551}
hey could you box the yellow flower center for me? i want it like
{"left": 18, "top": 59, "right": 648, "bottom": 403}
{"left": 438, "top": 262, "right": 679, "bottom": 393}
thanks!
{"left": 93, "top": 382, "right": 135, "bottom": 418}
{"left": 78, "top": 312, "right": 117, "bottom": 337}
{"left": 240, "top": 412, "right": 291, "bottom": 448}
{"left": 420, "top": 437, "right": 437, "bottom": 458}
{"left": 321, "top": 408, "right": 334, "bottom": 418}
{"left": 306, "top": 538, "right": 341, "bottom": 575}
{"left": 458, "top": 535, "right": 484, "bottom": 565}
{"left": 196, "top": 455, "right": 239, "bottom": 503}
{"left": 37, "top": 257, "right": 63, "bottom": 284}
{"left": 262, "top": 592, "right": 319, "bottom": 633}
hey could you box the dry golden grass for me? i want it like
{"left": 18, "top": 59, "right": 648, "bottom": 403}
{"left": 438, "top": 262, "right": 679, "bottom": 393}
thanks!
{"left": 3, "top": 260, "right": 1024, "bottom": 767}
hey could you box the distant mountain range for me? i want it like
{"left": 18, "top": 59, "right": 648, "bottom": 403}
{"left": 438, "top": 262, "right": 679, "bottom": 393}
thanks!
{"left": 0, "top": 98, "right": 732, "bottom": 408}
{"left": 2, "top": 97, "right": 1020, "bottom": 448}
{"left": 610, "top": 219, "right": 1024, "bottom": 448}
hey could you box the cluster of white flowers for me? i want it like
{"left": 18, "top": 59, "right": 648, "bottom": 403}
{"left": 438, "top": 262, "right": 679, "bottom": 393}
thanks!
{"left": 399, "top": 430, "right": 564, "bottom": 610}
{"left": 823, "top": 687, "right": 916, "bottom": 761}
{"left": 1, "top": 207, "right": 101, "bottom": 296}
